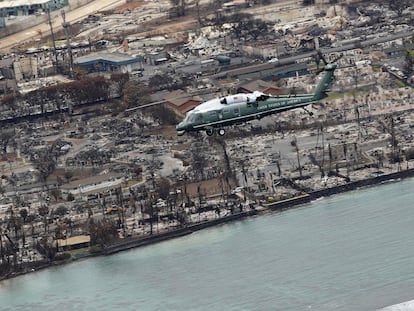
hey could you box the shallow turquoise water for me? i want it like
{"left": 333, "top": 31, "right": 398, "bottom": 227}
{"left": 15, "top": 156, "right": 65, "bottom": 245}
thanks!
{"left": 1, "top": 178, "right": 413, "bottom": 311}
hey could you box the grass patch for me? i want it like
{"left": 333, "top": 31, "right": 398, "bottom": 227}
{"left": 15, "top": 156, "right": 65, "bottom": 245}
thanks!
{"left": 67, "top": 247, "right": 91, "bottom": 257}
{"left": 326, "top": 92, "right": 345, "bottom": 100}
{"left": 125, "top": 179, "right": 143, "bottom": 187}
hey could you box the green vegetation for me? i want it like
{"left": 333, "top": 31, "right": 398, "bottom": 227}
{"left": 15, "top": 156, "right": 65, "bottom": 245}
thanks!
{"left": 125, "top": 180, "right": 143, "bottom": 187}
{"left": 89, "top": 245, "right": 104, "bottom": 254}
{"left": 54, "top": 252, "right": 71, "bottom": 261}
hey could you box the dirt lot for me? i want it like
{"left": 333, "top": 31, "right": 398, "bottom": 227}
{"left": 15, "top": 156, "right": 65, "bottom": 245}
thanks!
{"left": 184, "top": 177, "right": 238, "bottom": 198}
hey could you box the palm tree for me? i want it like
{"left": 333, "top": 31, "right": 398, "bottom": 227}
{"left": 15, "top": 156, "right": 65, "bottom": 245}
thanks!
{"left": 38, "top": 205, "right": 50, "bottom": 233}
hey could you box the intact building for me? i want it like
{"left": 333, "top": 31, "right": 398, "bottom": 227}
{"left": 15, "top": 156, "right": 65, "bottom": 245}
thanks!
{"left": 74, "top": 52, "right": 143, "bottom": 74}
{"left": 162, "top": 89, "right": 202, "bottom": 115}
{"left": 237, "top": 79, "right": 283, "bottom": 95}
{"left": 60, "top": 172, "right": 125, "bottom": 201}
{"left": 0, "top": 0, "right": 68, "bottom": 18}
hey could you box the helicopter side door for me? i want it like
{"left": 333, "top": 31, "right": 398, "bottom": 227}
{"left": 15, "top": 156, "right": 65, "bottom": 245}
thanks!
{"left": 205, "top": 110, "right": 219, "bottom": 123}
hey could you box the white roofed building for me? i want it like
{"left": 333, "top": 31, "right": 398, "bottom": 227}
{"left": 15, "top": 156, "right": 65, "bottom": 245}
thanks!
{"left": 0, "top": 0, "right": 68, "bottom": 18}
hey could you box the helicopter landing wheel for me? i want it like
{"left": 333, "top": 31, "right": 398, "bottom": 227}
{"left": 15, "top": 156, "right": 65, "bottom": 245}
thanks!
{"left": 206, "top": 129, "right": 214, "bottom": 136}
{"left": 218, "top": 129, "right": 225, "bottom": 136}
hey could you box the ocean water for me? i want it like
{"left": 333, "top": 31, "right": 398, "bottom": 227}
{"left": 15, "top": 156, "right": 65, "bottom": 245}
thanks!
{"left": 1, "top": 178, "right": 414, "bottom": 311}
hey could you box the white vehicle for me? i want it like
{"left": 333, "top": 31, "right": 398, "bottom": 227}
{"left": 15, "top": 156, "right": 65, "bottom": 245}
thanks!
{"left": 231, "top": 187, "right": 244, "bottom": 194}
{"left": 267, "top": 57, "right": 279, "bottom": 63}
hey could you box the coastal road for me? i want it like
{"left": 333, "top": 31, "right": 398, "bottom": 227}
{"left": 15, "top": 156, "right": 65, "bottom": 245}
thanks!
{"left": 0, "top": 0, "right": 127, "bottom": 52}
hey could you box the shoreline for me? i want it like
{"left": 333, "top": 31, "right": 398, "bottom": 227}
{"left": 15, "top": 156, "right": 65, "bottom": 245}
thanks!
{"left": 2, "top": 167, "right": 414, "bottom": 282}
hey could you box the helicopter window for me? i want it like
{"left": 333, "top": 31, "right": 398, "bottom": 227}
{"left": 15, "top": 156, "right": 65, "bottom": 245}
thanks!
{"left": 186, "top": 113, "right": 195, "bottom": 122}
{"left": 233, "top": 107, "right": 240, "bottom": 114}
{"left": 195, "top": 114, "right": 203, "bottom": 122}
{"left": 222, "top": 108, "right": 230, "bottom": 114}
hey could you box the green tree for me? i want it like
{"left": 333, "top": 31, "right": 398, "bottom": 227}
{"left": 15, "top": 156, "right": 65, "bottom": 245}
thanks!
{"left": 55, "top": 205, "right": 68, "bottom": 217}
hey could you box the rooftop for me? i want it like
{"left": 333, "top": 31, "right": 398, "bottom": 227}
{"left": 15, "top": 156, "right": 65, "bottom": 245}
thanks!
{"left": 0, "top": 0, "right": 49, "bottom": 9}
{"left": 74, "top": 52, "right": 142, "bottom": 66}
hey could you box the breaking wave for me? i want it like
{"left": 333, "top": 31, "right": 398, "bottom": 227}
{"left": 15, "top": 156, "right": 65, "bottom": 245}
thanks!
{"left": 378, "top": 299, "right": 414, "bottom": 311}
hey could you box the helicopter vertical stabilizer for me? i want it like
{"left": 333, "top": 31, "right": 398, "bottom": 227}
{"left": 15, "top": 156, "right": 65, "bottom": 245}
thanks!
{"left": 312, "top": 63, "right": 337, "bottom": 101}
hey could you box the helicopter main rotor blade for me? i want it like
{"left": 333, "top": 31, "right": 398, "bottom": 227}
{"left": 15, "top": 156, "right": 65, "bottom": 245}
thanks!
{"left": 316, "top": 50, "right": 328, "bottom": 66}
{"left": 125, "top": 100, "right": 168, "bottom": 112}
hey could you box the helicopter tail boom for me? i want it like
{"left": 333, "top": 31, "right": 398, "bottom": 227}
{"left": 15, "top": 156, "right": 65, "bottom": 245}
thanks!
{"left": 312, "top": 63, "right": 337, "bottom": 101}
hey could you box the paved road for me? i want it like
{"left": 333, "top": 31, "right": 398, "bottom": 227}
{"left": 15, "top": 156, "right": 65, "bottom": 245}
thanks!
{"left": 0, "top": 0, "right": 127, "bottom": 51}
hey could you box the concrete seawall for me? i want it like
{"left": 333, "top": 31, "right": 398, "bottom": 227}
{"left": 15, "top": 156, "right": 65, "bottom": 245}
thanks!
{"left": 264, "top": 168, "right": 414, "bottom": 212}
{"left": 310, "top": 168, "right": 414, "bottom": 199}
{"left": 103, "top": 210, "right": 258, "bottom": 255}
{"left": 103, "top": 168, "right": 414, "bottom": 255}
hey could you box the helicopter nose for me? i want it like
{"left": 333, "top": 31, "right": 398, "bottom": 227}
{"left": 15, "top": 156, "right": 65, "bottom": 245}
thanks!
{"left": 176, "top": 122, "right": 185, "bottom": 131}
{"left": 176, "top": 123, "right": 185, "bottom": 136}
{"left": 176, "top": 122, "right": 183, "bottom": 130}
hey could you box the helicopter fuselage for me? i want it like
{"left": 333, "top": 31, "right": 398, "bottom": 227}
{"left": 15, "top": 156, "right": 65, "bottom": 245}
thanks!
{"left": 176, "top": 63, "right": 337, "bottom": 136}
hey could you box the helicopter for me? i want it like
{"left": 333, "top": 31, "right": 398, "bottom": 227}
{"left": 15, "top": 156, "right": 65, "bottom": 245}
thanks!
{"left": 176, "top": 60, "right": 339, "bottom": 136}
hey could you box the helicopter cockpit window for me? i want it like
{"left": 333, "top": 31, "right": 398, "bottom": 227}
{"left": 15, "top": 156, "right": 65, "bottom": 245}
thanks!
{"left": 185, "top": 112, "right": 194, "bottom": 122}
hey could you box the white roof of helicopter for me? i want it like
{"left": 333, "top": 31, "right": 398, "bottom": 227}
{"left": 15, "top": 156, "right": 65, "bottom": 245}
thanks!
{"left": 193, "top": 98, "right": 222, "bottom": 113}
{"left": 193, "top": 91, "right": 266, "bottom": 113}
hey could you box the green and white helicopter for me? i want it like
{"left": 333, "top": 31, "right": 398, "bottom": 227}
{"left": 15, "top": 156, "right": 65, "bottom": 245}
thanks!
{"left": 176, "top": 60, "right": 339, "bottom": 137}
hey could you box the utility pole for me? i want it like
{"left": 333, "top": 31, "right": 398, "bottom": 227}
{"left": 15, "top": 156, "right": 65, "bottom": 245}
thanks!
{"left": 47, "top": 7, "right": 58, "bottom": 73}
{"left": 61, "top": 9, "right": 73, "bottom": 77}
{"left": 293, "top": 136, "right": 302, "bottom": 178}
